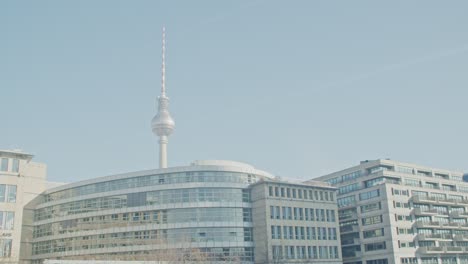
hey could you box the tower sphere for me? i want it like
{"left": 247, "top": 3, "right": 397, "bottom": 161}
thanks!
{"left": 151, "top": 101, "right": 175, "bottom": 136}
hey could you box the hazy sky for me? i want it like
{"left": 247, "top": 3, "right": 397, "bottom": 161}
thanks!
{"left": 1, "top": 1, "right": 467, "bottom": 183}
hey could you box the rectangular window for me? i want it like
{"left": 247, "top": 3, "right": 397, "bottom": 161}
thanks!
{"left": 0, "top": 185, "right": 5, "bottom": 202}
{"left": 272, "top": 246, "right": 282, "bottom": 260}
{"left": 365, "top": 241, "right": 386, "bottom": 251}
{"left": 340, "top": 183, "right": 360, "bottom": 194}
{"left": 4, "top": 212, "right": 14, "bottom": 230}
{"left": 6, "top": 185, "right": 16, "bottom": 203}
{"left": 359, "top": 189, "right": 380, "bottom": 201}
{"left": 361, "top": 202, "right": 381, "bottom": 213}
{"left": 338, "top": 195, "right": 356, "bottom": 208}
{"left": 0, "top": 159, "right": 8, "bottom": 172}
{"left": 362, "top": 215, "right": 383, "bottom": 226}
{"left": 269, "top": 186, "right": 273, "bottom": 196}
{"left": 0, "top": 239, "right": 12, "bottom": 257}
{"left": 367, "top": 259, "right": 388, "bottom": 264}
{"left": 12, "top": 159, "right": 19, "bottom": 173}
{"left": 363, "top": 228, "right": 384, "bottom": 238}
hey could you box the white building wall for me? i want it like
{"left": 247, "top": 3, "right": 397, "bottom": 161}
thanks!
{"left": 0, "top": 150, "right": 48, "bottom": 264}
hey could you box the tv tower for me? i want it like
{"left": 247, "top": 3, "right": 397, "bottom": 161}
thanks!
{"left": 151, "top": 27, "right": 175, "bottom": 168}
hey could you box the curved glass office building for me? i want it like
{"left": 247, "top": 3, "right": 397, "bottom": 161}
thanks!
{"left": 21, "top": 160, "right": 273, "bottom": 263}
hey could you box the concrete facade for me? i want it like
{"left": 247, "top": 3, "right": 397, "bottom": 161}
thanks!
{"left": 313, "top": 159, "right": 467, "bottom": 264}
{"left": 0, "top": 150, "right": 48, "bottom": 264}
{"left": 251, "top": 179, "right": 342, "bottom": 264}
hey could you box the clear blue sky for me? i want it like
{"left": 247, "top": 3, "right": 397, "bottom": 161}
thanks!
{"left": 1, "top": 1, "right": 467, "bottom": 183}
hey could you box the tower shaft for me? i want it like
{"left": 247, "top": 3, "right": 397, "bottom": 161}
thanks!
{"left": 159, "top": 135, "right": 168, "bottom": 168}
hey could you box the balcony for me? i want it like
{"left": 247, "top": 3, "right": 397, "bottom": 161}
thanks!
{"left": 414, "top": 221, "right": 441, "bottom": 228}
{"left": 412, "top": 196, "right": 458, "bottom": 205}
{"left": 413, "top": 208, "right": 438, "bottom": 215}
{"left": 418, "top": 246, "right": 444, "bottom": 254}
{"left": 441, "top": 222, "right": 462, "bottom": 228}
{"left": 419, "top": 246, "right": 466, "bottom": 254}
{"left": 453, "top": 234, "right": 468, "bottom": 241}
{"left": 417, "top": 234, "right": 452, "bottom": 241}
{"left": 446, "top": 246, "right": 464, "bottom": 253}
{"left": 450, "top": 211, "right": 468, "bottom": 218}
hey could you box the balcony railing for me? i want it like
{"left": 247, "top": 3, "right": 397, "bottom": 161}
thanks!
{"left": 413, "top": 208, "right": 439, "bottom": 215}
{"left": 449, "top": 211, "right": 468, "bottom": 218}
{"left": 414, "top": 221, "right": 441, "bottom": 228}
{"left": 417, "top": 233, "right": 452, "bottom": 240}
{"left": 454, "top": 235, "right": 468, "bottom": 241}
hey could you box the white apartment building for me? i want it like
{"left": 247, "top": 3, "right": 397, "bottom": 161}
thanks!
{"left": 313, "top": 159, "right": 467, "bottom": 264}
{"left": 0, "top": 150, "right": 48, "bottom": 264}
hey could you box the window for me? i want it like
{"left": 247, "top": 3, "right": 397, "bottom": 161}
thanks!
{"left": 0, "top": 212, "right": 14, "bottom": 230}
{"left": 143, "top": 212, "right": 150, "bottom": 220}
{"left": 328, "top": 228, "right": 337, "bottom": 240}
{"left": 359, "top": 189, "right": 379, "bottom": 201}
{"left": 0, "top": 159, "right": 8, "bottom": 172}
{"left": 404, "top": 179, "right": 420, "bottom": 187}
{"left": 269, "top": 186, "right": 273, "bottom": 196}
{"left": 338, "top": 195, "right": 356, "bottom": 208}
{"left": 340, "top": 183, "right": 360, "bottom": 194}
{"left": 342, "top": 171, "right": 362, "bottom": 182}
{"left": 12, "top": 159, "right": 19, "bottom": 173}
{"left": 361, "top": 202, "right": 381, "bottom": 213}
{"left": 398, "top": 241, "right": 415, "bottom": 248}
{"left": 363, "top": 228, "right": 384, "bottom": 238}
{"left": 6, "top": 185, "right": 16, "bottom": 203}
{"left": 401, "top": 259, "right": 418, "bottom": 264}
{"left": 396, "top": 166, "right": 414, "bottom": 174}
{"left": 286, "top": 246, "right": 295, "bottom": 259}
{"left": 367, "top": 259, "right": 388, "bottom": 264}
{"left": 362, "top": 215, "right": 383, "bottom": 226}
{"left": 365, "top": 242, "right": 386, "bottom": 251}
{"left": 272, "top": 246, "right": 282, "bottom": 260}
{"left": 0, "top": 239, "right": 12, "bottom": 257}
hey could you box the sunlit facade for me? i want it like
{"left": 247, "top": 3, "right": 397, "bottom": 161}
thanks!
{"left": 19, "top": 161, "right": 266, "bottom": 263}
{"left": 0, "top": 150, "right": 48, "bottom": 264}
{"left": 313, "top": 159, "right": 468, "bottom": 264}
{"left": 19, "top": 160, "right": 340, "bottom": 264}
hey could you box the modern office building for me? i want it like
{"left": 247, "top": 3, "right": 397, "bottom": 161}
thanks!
{"left": 0, "top": 150, "right": 48, "bottom": 264}
{"left": 251, "top": 180, "right": 342, "bottom": 264}
{"left": 19, "top": 160, "right": 340, "bottom": 264}
{"left": 313, "top": 159, "right": 468, "bottom": 264}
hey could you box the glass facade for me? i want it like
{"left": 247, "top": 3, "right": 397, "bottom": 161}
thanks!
{"left": 29, "top": 168, "right": 263, "bottom": 263}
